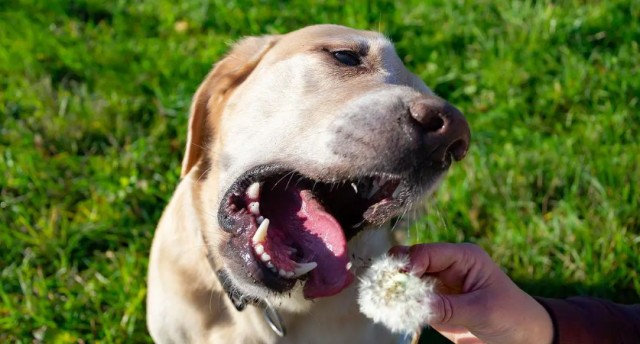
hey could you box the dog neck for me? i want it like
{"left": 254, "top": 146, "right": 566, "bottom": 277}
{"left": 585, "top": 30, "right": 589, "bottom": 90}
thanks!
{"left": 214, "top": 266, "right": 287, "bottom": 337}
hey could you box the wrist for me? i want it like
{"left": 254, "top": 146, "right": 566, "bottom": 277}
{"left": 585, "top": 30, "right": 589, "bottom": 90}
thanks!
{"left": 513, "top": 294, "right": 554, "bottom": 344}
{"left": 475, "top": 287, "right": 554, "bottom": 344}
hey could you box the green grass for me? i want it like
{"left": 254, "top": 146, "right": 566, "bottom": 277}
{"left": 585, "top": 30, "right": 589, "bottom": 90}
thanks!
{"left": 1, "top": 0, "right": 638, "bottom": 342}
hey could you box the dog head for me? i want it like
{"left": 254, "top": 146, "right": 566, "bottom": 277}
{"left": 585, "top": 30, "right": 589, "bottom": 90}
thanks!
{"left": 181, "top": 25, "right": 470, "bottom": 304}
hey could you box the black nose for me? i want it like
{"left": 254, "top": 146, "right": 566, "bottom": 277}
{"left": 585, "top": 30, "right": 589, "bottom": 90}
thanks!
{"left": 408, "top": 95, "right": 471, "bottom": 162}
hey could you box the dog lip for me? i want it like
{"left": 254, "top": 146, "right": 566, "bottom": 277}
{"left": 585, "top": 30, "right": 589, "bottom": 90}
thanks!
{"left": 217, "top": 164, "right": 311, "bottom": 293}
{"left": 217, "top": 163, "right": 429, "bottom": 295}
{"left": 219, "top": 164, "right": 412, "bottom": 233}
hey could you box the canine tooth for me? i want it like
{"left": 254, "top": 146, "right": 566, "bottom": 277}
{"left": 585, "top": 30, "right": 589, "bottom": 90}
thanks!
{"left": 346, "top": 262, "right": 352, "bottom": 271}
{"left": 350, "top": 183, "right": 358, "bottom": 193}
{"left": 252, "top": 218, "right": 269, "bottom": 243}
{"left": 257, "top": 216, "right": 264, "bottom": 224}
{"left": 392, "top": 185, "right": 401, "bottom": 199}
{"left": 247, "top": 182, "right": 261, "bottom": 199}
{"left": 286, "top": 271, "right": 295, "bottom": 278}
{"left": 248, "top": 202, "right": 260, "bottom": 215}
{"left": 279, "top": 269, "right": 287, "bottom": 277}
{"left": 254, "top": 243, "right": 264, "bottom": 255}
{"left": 261, "top": 253, "right": 271, "bottom": 262}
{"left": 293, "top": 261, "right": 318, "bottom": 277}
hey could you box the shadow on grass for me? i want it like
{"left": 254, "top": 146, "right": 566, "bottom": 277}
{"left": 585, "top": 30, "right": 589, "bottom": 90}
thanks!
{"left": 419, "top": 278, "right": 640, "bottom": 343}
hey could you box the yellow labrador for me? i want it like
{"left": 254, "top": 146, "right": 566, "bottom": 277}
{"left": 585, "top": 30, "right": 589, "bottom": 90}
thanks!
{"left": 147, "top": 24, "right": 470, "bottom": 343}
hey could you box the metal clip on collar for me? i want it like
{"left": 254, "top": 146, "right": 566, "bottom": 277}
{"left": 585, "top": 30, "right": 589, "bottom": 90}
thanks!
{"left": 262, "top": 299, "right": 286, "bottom": 337}
{"left": 216, "top": 269, "right": 286, "bottom": 337}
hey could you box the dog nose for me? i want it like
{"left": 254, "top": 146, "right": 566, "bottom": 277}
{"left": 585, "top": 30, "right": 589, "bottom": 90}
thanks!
{"left": 409, "top": 95, "right": 471, "bottom": 162}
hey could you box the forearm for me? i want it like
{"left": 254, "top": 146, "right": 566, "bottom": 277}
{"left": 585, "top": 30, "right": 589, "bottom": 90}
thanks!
{"left": 536, "top": 296, "right": 640, "bottom": 344}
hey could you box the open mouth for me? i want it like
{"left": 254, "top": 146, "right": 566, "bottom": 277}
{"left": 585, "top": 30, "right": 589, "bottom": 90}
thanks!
{"left": 218, "top": 165, "right": 409, "bottom": 299}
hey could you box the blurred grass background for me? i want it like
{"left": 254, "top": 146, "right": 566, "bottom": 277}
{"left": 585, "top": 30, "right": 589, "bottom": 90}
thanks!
{"left": 1, "top": 0, "right": 638, "bottom": 343}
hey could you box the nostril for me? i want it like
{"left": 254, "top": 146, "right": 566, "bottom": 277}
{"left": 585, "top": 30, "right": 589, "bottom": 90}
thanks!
{"left": 447, "top": 139, "right": 469, "bottom": 161}
{"left": 422, "top": 113, "right": 445, "bottom": 132}
{"left": 409, "top": 100, "right": 447, "bottom": 133}
{"left": 408, "top": 95, "right": 471, "bottom": 163}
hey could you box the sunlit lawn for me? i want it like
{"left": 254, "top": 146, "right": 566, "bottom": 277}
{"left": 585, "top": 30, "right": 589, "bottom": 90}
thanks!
{"left": 1, "top": 0, "right": 638, "bottom": 342}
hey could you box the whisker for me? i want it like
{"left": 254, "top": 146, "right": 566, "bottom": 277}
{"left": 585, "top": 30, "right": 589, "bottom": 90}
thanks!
{"left": 284, "top": 171, "right": 297, "bottom": 190}
{"left": 196, "top": 166, "right": 213, "bottom": 183}
{"left": 190, "top": 141, "right": 210, "bottom": 151}
{"left": 391, "top": 205, "right": 409, "bottom": 232}
{"left": 272, "top": 171, "right": 297, "bottom": 190}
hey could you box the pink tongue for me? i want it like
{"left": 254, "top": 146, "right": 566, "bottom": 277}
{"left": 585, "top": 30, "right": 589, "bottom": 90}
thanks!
{"left": 263, "top": 186, "right": 353, "bottom": 299}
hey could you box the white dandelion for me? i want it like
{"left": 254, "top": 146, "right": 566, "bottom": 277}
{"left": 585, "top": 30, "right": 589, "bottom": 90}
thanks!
{"left": 358, "top": 254, "right": 438, "bottom": 337}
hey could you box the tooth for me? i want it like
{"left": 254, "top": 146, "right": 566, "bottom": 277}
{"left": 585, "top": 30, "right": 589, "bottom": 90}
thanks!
{"left": 257, "top": 216, "right": 264, "bottom": 224}
{"left": 392, "top": 185, "right": 401, "bottom": 199}
{"left": 246, "top": 182, "right": 261, "bottom": 199}
{"left": 261, "top": 253, "right": 271, "bottom": 262}
{"left": 266, "top": 261, "right": 274, "bottom": 269}
{"left": 254, "top": 243, "right": 264, "bottom": 255}
{"left": 367, "top": 184, "right": 381, "bottom": 199}
{"left": 248, "top": 202, "right": 260, "bottom": 215}
{"left": 350, "top": 183, "right": 358, "bottom": 193}
{"left": 279, "top": 269, "right": 287, "bottom": 277}
{"left": 346, "top": 262, "right": 352, "bottom": 271}
{"left": 286, "top": 271, "right": 295, "bottom": 278}
{"left": 252, "top": 218, "right": 269, "bottom": 243}
{"left": 293, "top": 261, "right": 317, "bottom": 277}
{"left": 283, "top": 246, "right": 297, "bottom": 255}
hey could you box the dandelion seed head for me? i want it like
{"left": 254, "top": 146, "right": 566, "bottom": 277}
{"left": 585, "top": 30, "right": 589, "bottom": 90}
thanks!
{"left": 358, "top": 254, "right": 438, "bottom": 334}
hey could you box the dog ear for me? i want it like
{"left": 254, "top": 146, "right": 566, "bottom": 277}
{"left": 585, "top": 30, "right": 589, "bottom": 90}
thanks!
{"left": 181, "top": 35, "right": 279, "bottom": 178}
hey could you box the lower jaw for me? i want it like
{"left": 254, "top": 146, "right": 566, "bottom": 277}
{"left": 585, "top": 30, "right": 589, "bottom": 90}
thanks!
{"left": 224, "top": 226, "right": 394, "bottom": 304}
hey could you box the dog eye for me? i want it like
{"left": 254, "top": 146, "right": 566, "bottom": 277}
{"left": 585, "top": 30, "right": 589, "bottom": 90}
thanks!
{"left": 332, "top": 51, "right": 362, "bottom": 66}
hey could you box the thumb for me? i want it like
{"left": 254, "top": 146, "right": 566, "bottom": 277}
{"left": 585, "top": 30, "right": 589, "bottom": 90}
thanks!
{"left": 428, "top": 291, "right": 482, "bottom": 328}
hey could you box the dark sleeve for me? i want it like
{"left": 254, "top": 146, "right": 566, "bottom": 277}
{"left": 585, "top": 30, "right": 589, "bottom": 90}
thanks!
{"left": 535, "top": 296, "right": 640, "bottom": 344}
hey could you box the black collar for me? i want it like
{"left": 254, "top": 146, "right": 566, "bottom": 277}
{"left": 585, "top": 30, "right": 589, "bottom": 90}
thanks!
{"left": 209, "top": 255, "right": 287, "bottom": 337}
{"left": 216, "top": 269, "right": 260, "bottom": 311}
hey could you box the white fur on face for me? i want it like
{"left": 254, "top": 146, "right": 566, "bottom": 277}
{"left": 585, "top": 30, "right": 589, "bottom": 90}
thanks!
{"left": 202, "top": 29, "right": 445, "bottom": 306}
{"left": 216, "top": 54, "right": 341, "bottom": 190}
{"left": 213, "top": 36, "right": 432, "bottom": 200}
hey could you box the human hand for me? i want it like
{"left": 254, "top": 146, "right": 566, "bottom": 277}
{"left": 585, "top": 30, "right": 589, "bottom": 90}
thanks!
{"left": 389, "top": 243, "right": 553, "bottom": 344}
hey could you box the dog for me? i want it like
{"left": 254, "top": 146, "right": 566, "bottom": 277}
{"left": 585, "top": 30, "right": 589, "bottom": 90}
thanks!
{"left": 146, "top": 24, "right": 470, "bottom": 343}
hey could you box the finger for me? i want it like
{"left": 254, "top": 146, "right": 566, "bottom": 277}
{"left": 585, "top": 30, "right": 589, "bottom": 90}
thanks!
{"left": 387, "top": 245, "right": 410, "bottom": 256}
{"left": 412, "top": 243, "right": 493, "bottom": 293}
{"left": 427, "top": 291, "right": 483, "bottom": 328}
{"left": 406, "top": 243, "right": 470, "bottom": 276}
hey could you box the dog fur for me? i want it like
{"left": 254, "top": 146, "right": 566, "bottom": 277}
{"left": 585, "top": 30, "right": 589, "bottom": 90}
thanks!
{"left": 147, "top": 24, "right": 466, "bottom": 343}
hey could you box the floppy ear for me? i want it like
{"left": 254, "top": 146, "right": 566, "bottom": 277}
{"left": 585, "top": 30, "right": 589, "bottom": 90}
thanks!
{"left": 181, "top": 35, "right": 279, "bottom": 178}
